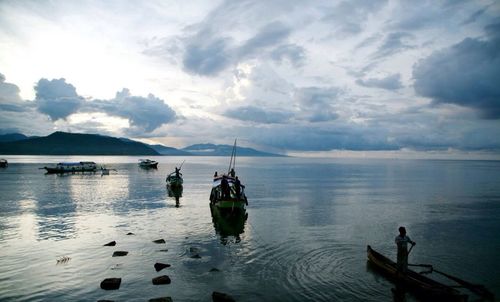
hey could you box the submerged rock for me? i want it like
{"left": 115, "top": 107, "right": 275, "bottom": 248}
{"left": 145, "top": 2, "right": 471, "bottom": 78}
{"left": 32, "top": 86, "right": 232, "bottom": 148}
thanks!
{"left": 149, "top": 297, "right": 173, "bottom": 302}
{"left": 112, "top": 251, "right": 128, "bottom": 257}
{"left": 126, "top": 232, "right": 135, "bottom": 235}
{"left": 209, "top": 268, "right": 220, "bottom": 272}
{"left": 152, "top": 275, "right": 171, "bottom": 285}
{"left": 189, "top": 247, "right": 199, "bottom": 253}
{"left": 100, "top": 278, "right": 121, "bottom": 290}
{"left": 190, "top": 254, "right": 201, "bottom": 259}
{"left": 154, "top": 262, "right": 171, "bottom": 272}
{"left": 158, "top": 249, "right": 169, "bottom": 252}
{"left": 153, "top": 239, "right": 166, "bottom": 244}
{"left": 98, "top": 300, "right": 114, "bottom": 302}
{"left": 103, "top": 241, "right": 116, "bottom": 246}
{"left": 212, "top": 291, "right": 235, "bottom": 302}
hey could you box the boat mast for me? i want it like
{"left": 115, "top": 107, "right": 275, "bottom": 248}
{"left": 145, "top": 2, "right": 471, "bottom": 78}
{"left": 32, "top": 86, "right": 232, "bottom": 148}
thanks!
{"left": 228, "top": 139, "right": 237, "bottom": 174}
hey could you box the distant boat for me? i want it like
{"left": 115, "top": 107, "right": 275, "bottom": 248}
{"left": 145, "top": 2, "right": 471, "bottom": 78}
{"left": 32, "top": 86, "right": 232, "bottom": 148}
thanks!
{"left": 209, "top": 140, "right": 247, "bottom": 213}
{"left": 100, "top": 166, "right": 116, "bottom": 176}
{"left": 43, "top": 162, "right": 97, "bottom": 174}
{"left": 139, "top": 159, "right": 158, "bottom": 169}
{"left": 0, "top": 159, "right": 7, "bottom": 168}
{"left": 366, "top": 245, "right": 485, "bottom": 302}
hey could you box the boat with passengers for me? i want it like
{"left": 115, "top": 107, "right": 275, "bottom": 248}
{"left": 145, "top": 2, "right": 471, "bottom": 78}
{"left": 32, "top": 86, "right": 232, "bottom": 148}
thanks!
{"left": 43, "top": 161, "right": 97, "bottom": 174}
{"left": 209, "top": 140, "right": 247, "bottom": 213}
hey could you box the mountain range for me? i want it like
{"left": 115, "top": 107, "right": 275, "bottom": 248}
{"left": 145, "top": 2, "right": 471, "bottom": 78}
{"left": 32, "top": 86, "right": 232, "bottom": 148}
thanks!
{"left": 0, "top": 132, "right": 284, "bottom": 156}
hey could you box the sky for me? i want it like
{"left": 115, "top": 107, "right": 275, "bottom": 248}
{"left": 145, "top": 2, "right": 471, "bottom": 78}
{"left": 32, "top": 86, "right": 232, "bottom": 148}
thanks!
{"left": 0, "top": 0, "right": 499, "bottom": 157}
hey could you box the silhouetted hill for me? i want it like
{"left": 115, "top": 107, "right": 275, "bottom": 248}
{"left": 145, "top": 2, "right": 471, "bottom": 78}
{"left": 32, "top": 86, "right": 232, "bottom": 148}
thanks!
{"left": 0, "top": 132, "right": 159, "bottom": 155}
{"left": 150, "top": 144, "right": 192, "bottom": 156}
{"left": 182, "top": 143, "right": 284, "bottom": 157}
{"left": 0, "top": 133, "right": 28, "bottom": 143}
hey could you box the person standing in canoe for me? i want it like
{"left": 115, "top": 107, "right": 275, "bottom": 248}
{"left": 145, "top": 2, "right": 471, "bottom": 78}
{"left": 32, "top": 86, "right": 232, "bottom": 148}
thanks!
{"left": 221, "top": 175, "right": 230, "bottom": 199}
{"left": 395, "top": 226, "right": 415, "bottom": 273}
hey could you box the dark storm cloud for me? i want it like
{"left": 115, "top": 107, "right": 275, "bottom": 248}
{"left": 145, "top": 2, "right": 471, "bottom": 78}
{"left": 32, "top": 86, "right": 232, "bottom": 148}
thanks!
{"left": 413, "top": 23, "right": 500, "bottom": 119}
{"left": 321, "top": 0, "right": 388, "bottom": 36}
{"left": 34, "top": 78, "right": 84, "bottom": 120}
{"left": 224, "top": 105, "right": 292, "bottom": 124}
{"left": 182, "top": 21, "right": 294, "bottom": 76}
{"left": 243, "top": 124, "right": 399, "bottom": 151}
{"left": 461, "top": 5, "right": 490, "bottom": 25}
{"left": 372, "top": 32, "right": 415, "bottom": 59}
{"left": 90, "top": 88, "right": 176, "bottom": 133}
{"left": 356, "top": 74, "right": 403, "bottom": 90}
{"left": 182, "top": 36, "right": 233, "bottom": 76}
{"left": 237, "top": 21, "right": 291, "bottom": 57}
{"left": 270, "top": 44, "right": 306, "bottom": 67}
{"left": 0, "top": 73, "right": 31, "bottom": 112}
{"left": 22, "top": 77, "right": 175, "bottom": 134}
{"left": 294, "top": 87, "right": 342, "bottom": 122}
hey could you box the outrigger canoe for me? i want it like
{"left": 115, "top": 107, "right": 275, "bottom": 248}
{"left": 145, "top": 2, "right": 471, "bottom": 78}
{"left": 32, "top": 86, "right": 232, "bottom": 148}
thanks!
{"left": 367, "top": 245, "right": 468, "bottom": 302}
{"left": 166, "top": 172, "right": 183, "bottom": 187}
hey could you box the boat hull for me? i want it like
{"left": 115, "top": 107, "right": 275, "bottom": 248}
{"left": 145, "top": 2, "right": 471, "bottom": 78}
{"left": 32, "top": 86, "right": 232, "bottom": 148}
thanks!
{"left": 44, "top": 167, "right": 97, "bottom": 174}
{"left": 139, "top": 163, "right": 158, "bottom": 169}
{"left": 166, "top": 175, "right": 183, "bottom": 187}
{"left": 210, "top": 177, "right": 247, "bottom": 213}
{"left": 367, "top": 245, "right": 468, "bottom": 302}
{"left": 43, "top": 162, "right": 97, "bottom": 174}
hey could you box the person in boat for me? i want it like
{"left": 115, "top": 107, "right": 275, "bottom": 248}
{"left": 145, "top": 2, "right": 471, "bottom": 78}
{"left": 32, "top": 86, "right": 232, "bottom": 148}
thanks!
{"left": 214, "top": 171, "right": 218, "bottom": 178}
{"left": 395, "top": 226, "right": 415, "bottom": 273}
{"left": 234, "top": 176, "right": 241, "bottom": 199}
{"left": 229, "top": 168, "right": 235, "bottom": 177}
{"left": 221, "top": 175, "right": 230, "bottom": 199}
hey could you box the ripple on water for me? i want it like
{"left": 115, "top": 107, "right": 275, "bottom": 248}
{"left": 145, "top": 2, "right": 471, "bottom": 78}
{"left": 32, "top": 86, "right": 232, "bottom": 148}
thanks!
{"left": 249, "top": 241, "right": 388, "bottom": 301}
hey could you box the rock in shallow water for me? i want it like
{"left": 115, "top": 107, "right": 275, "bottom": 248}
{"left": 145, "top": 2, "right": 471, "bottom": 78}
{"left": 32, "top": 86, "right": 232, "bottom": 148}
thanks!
{"left": 153, "top": 239, "right": 166, "bottom": 244}
{"left": 209, "top": 268, "right": 220, "bottom": 272}
{"left": 152, "top": 275, "right": 171, "bottom": 285}
{"left": 126, "top": 232, "right": 135, "bottom": 235}
{"left": 100, "top": 278, "right": 121, "bottom": 290}
{"left": 103, "top": 241, "right": 116, "bottom": 246}
{"left": 112, "top": 251, "right": 128, "bottom": 257}
{"left": 154, "top": 262, "right": 171, "bottom": 272}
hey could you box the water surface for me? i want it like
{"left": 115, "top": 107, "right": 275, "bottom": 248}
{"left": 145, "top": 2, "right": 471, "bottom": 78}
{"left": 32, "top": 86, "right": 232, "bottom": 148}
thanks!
{"left": 0, "top": 156, "right": 499, "bottom": 301}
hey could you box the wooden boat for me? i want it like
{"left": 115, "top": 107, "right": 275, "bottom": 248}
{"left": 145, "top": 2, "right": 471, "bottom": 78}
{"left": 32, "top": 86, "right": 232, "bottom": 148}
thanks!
{"left": 138, "top": 159, "right": 158, "bottom": 169}
{"left": 43, "top": 161, "right": 97, "bottom": 174}
{"left": 166, "top": 172, "right": 183, "bottom": 187}
{"left": 0, "top": 159, "right": 7, "bottom": 168}
{"left": 209, "top": 140, "right": 247, "bottom": 213}
{"left": 210, "top": 203, "right": 247, "bottom": 243}
{"left": 367, "top": 245, "right": 468, "bottom": 302}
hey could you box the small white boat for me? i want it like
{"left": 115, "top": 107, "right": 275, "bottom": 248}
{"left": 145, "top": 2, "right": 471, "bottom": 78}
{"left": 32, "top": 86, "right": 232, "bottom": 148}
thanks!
{"left": 139, "top": 159, "right": 158, "bottom": 169}
{"left": 43, "top": 161, "right": 97, "bottom": 174}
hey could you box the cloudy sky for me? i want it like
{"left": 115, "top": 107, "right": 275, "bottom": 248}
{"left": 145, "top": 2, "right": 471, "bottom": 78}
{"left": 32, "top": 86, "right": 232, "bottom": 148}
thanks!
{"left": 1, "top": 0, "right": 499, "bottom": 156}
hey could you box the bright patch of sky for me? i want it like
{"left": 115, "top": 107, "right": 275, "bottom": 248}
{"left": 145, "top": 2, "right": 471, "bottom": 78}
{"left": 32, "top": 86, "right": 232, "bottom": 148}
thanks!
{"left": 1, "top": 0, "right": 500, "bottom": 156}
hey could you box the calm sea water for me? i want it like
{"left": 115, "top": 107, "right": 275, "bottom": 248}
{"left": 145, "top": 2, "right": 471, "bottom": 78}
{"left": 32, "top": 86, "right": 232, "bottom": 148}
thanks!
{"left": 0, "top": 156, "right": 499, "bottom": 301}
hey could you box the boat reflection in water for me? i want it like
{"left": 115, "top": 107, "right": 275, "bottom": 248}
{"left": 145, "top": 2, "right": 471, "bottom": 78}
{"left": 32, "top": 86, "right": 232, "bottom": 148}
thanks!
{"left": 167, "top": 184, "right": 183, "bottom": 207}
{"left": 210, "top": 204, "right": 248, "bottom": 245}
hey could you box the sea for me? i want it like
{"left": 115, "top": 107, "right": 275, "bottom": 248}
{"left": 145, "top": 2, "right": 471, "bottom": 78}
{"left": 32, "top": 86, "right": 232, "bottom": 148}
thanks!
{"left": 0, "top": 156, "right": 499, "bottom": 302}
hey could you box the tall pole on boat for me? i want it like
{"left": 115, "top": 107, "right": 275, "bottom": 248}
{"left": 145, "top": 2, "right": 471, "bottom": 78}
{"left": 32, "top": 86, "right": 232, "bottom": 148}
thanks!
{"left": 228, "top": 139, "right": 237, "bottom": 174}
